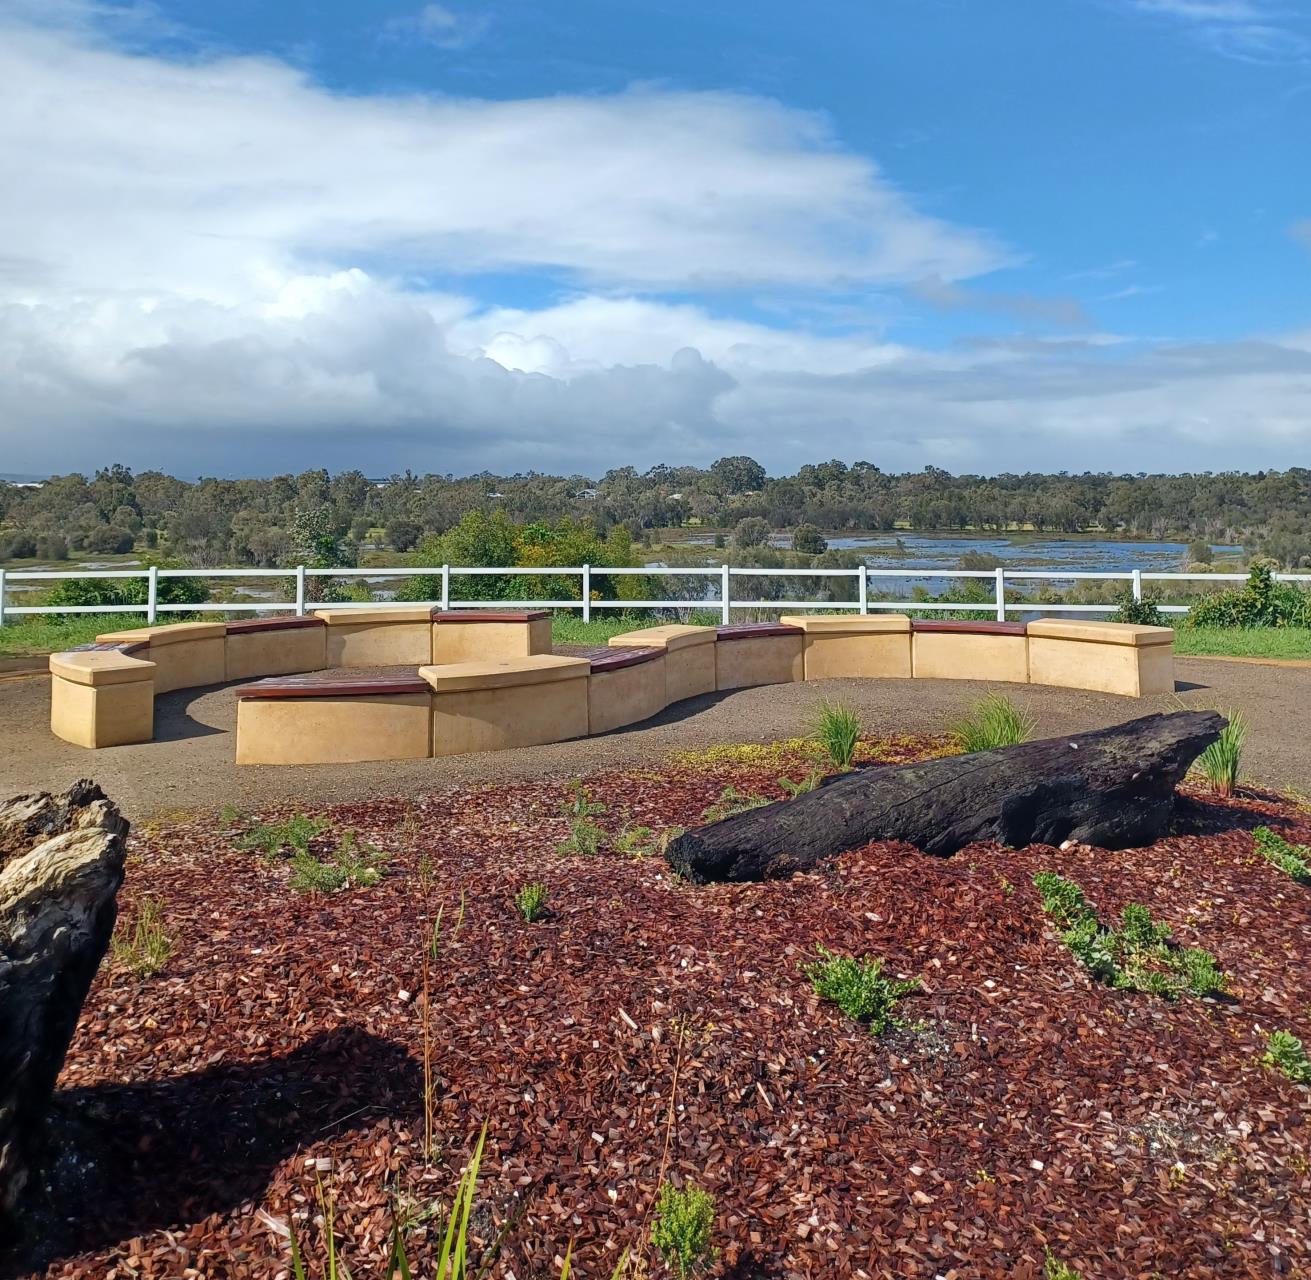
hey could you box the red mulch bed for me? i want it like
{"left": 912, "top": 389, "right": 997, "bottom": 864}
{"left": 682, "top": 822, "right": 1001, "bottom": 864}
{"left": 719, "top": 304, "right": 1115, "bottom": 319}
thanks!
{"left": 11, "top": 739, "right": 1311, "bottom": 1279}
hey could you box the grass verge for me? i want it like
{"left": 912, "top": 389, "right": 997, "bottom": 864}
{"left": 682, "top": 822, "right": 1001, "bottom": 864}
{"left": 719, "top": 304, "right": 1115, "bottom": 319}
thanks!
{"left": 1173, "top": 627, "right": 1311, "bottom": 660}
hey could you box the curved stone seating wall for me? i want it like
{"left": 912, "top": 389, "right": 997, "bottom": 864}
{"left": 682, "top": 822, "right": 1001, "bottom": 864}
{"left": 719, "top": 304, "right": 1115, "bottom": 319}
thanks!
{"left": 48, "top": 609, "right": 1176, "bottom": 762}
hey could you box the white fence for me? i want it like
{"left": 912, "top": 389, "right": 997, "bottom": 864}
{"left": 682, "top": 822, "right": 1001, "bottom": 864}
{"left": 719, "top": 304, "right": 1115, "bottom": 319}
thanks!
{"left": 2, "top": 563, "right": 1308, "bottom": 628}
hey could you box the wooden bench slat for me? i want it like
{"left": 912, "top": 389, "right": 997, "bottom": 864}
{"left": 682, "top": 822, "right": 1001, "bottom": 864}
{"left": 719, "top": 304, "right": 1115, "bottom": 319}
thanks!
{"left": 716, "top": 623, "right": 804, "bottom": 640}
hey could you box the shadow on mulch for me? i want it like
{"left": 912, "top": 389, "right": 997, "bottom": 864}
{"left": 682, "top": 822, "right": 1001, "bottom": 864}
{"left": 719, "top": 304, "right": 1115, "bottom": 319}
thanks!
{"left": 2, "top": 1027, "right": 419, "bottom": 1278}
{"left": 1174, "top": 788, "right": 1293, "bottom": 835}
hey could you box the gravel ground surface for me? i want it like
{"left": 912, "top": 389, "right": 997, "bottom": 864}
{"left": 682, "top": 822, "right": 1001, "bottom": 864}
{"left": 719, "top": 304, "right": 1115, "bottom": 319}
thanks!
{"left": 2, "top": 658, "right": 1308, "bottom": 817}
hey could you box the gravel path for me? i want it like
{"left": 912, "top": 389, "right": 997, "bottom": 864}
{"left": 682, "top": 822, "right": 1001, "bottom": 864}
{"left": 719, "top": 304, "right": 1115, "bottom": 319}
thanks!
{"left": 3, "top": 659, "right": 1307, "bottom": 816}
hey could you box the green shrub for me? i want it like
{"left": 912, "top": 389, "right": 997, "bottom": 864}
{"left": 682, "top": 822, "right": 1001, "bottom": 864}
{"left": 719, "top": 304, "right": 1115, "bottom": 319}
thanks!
{"left": 515, "top": 881, "right": 549, "bottom": 922}
{"left": 1186, "top": 564, "right": 1311, "bottom": 629}
{"left": 650, "top": 1182, "right": 717, "bottom": 1279}
{"left": 950, "top": 693, "right": 1036, "bottom": 753}
{"left": 111, "top": 897, "right": 173, "bottom": 977}
{"left": 1252, "top": 827, "right": 1311, "bottom": 883}
{"left": 1261, "top": 1029, "right": 1311, "bottom": 1084}
{"left": 1108, "top": 589, "right": 1167, "bottom": 627}
{"left": 701, "top": 784, "right": 769, "bottom": 824}
{"left": 236, "top": 813, "right": 327, "bottom": 860}
{"left": 1034, "top": 872, "right": 1226, "bottom": 999}
{"left": 40, "top": 555, "right": 207, "bottom": 614}
{"left": 1195, "top": 711, "right": 1247, "bottom": 798}
{"left": 803, "top": 948, "right": 919, "bottom": 1033}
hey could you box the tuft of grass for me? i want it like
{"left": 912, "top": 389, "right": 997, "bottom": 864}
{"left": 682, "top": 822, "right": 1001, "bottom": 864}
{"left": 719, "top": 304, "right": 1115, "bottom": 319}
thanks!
{"left": 515, "top": 881, "right": 549, "bottom": 922}
{"left": 778, "top": 771, "right": 824, "bottom": 797}
{"left": 288, "top": 831, "right": 386, "bottom": 894}
{"left": 810, "top": 699, "right": 862, "bottom": 771}
{"left": 950, "top": 692, "right": 1035, "bottom": 754}
{"left": 1034, "top": 872, "right": 1226, "bottom": 999}
{"left": 650, "top": 1182, "right": 717, "bottom": 1280}
{"left": 110, "top": 896, "right": 173, "bottom": 977}
{"left": 700, "top": 784, "right": 769, "bottom": 824}
{"left": 236, "top": 812, "right": 327, "bottom": 861}
{"left": 803, "top": 948, "right": 919, "bottom": 1034}
{"left": 1194, "top": 710, "right": 1247, "bottom": 798}
{"left": 1261, "top": 1029, "right": 1311, "bottom": 1084}
{"left": 1252, "top": 826, "right": 1311, "bottom": 883}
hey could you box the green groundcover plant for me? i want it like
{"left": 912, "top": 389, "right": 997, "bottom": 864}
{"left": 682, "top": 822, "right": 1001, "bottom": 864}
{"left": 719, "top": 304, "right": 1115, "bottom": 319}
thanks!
{"left": 1252, "top": 827, "right": 1311, "bottom": 883}
{"left": 803, "top": 948, "right": 919, "bottom": 1034}
{"left": 1034, "top": 873, "right": 1226, "bottom": 999}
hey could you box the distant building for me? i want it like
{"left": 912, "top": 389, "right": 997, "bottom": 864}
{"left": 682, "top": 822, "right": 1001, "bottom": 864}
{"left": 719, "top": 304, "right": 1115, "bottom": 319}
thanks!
{"left": 575, "top": 488, "right": 598, "bottom": 499}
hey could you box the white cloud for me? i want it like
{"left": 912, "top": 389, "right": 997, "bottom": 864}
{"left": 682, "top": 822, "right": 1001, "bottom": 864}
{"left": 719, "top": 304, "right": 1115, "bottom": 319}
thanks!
{"left": 381, "top": 4, "right": 489, "bottom": 50}
{"left": 1134, "top": 0, "right": 1263, "bottom": 18}
{"left": 0, "top": 4, "right": 1007, "bottom": 306}
{"left": 906, "top": 275, "right": 1090, "bottom": 328}
{"left": 1128, "top": 0, "right": 1311, "bottom": 62}
{"left": 1291, "top": 219, "right": 1311, "bottom": 251}
{"left": 0, "top": 1, "right": 1307, "bottom": 477}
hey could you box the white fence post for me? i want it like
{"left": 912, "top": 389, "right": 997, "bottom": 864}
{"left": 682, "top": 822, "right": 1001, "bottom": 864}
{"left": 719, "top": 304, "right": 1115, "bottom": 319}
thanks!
{"left": 440, "top": 564, "right": 450, "bottom": 612}
{"left": 721, "top": 564, "right": 731, "bottom": 625}
{"left": 858, "top": 567, "right": 868, "bottom": 616}
{"left": 0, "top": 568, "right": 6, "bottom": 628}
{"left": 146, "top": 564, "right": 158, "bottom": 625}
{"left": 1132, "top": 568, "right": 1143, "bottom": 602}
{"left": 995, "top": 567, "right": 1006, "bottom": 621}
{"left": 582, "top": 564, "right": 591, "bottom": 623}
{"left": 295, "top": 565, "right": 307, "bottom": 615}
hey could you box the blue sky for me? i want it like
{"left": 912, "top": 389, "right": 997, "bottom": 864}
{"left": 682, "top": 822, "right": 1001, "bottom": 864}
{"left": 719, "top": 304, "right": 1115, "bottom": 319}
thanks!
{"left": 0, "top": 0, "right": 1308, "bottom": 476}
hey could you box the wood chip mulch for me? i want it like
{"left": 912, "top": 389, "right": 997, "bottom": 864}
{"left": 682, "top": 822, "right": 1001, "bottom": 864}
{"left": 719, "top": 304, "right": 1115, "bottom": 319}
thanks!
{"left": 10, "top": 740, "right": 1311, "bottom": 1280}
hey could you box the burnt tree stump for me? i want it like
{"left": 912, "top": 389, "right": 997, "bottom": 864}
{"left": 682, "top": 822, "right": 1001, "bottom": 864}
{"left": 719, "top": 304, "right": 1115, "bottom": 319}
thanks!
{"left": 0, "top": 780, "right": 128, "bottom": 1229}
{"left": 666, "top": 711, "right": 1224, "bottom": 884}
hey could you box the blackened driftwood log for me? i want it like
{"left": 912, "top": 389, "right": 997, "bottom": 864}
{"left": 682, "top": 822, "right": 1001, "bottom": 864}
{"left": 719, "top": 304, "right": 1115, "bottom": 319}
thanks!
{"left": 0, "top": 780, "right": 127, "bottom": 1231}
{"left": 666, "top": 711, "right": 1224, "bottom": 884}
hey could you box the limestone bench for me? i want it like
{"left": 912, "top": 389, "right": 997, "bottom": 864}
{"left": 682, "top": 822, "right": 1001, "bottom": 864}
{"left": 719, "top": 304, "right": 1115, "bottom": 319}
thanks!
{"left": 311, "top": 607, "right": 554, "bottom": 667}
{"left": 94, "top": 621, "right": 226, "bottom": 693}
{"left": 225, "top": 615, "right": 327, "bottom": 680}
{"left": 50, "top": 607, "right": 1179, "bottom": 761}
{"left": 421, "top": 654, "right": 590, "bottom": 756}
{"left": 714, "top": 622, "right": 805, "bottom": 690}
{"left": 911, "top": 619, "right": 1029, "bottom": 684}
{"left": 607, "top": 624, "right": 716, "bottom": 703}
{"left": 234, "top": 671, "right": 433, "bottom": 765}
{"left": 577, "top": 646, "right": 667, "bottom": 734}
{"left": 780, "top": 614, "right": 912, "bottom": 679}
{"left": 49, "top": 643, "right": 155, "bottom": 748}
{"left": 1028, "top": 618, "right": 1174, "bottom": 696}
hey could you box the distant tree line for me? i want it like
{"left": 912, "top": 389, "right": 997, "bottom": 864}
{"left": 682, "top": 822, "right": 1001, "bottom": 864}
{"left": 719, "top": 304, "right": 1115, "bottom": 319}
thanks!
{"left": 1, "top": 459, "right": 1309, "bottom": 569}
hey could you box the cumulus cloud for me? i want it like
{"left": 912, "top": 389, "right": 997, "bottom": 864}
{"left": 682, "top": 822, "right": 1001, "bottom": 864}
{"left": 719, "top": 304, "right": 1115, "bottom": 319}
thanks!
{"left": 0, "top": 5, "right": 1007, "bottom": 302}
{"left": 0, "top": 1, "right": 1307, "bottom": 477}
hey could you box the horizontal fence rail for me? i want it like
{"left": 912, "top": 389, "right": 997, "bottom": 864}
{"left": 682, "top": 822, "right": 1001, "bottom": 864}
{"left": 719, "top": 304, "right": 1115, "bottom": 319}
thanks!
{"left": 0, "top": 563, "right": 1308, "bottom": 628}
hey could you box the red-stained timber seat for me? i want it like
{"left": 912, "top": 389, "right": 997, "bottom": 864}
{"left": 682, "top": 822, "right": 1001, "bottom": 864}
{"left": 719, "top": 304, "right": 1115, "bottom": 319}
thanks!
{"left": 715, "top": 623, "right": 804, "bottom": 640}
{"left": 236, "top": 671, "right": 431, "bottom": 699}
{"left": 225, "top": 615, "right": 324, "bottom": 634}
{"left": 910, "top": 620, "right": 1027, "bottom": 636}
